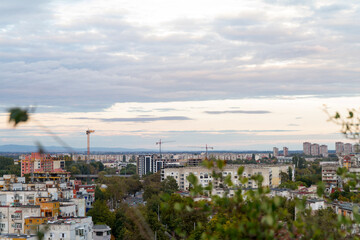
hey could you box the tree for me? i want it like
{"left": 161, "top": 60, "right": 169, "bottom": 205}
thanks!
{"left": 161, "top": 176, "right": 179, "bottom": 194}
{"left": 280, "top": 172, "right": 289, "bottom": 183}
{"left": 87, "top": 200, "right": 115, "bottom": 228}
{"left": 293, "top": 155, "right": 306, "bottom": 169}
{"left": 126, "top": 178, "right": 142, "bottom": 197}
{"left": 288, "top": 167, "right": 293, "bottom": 181}
{"left": 0, "top": 156, "right": 21, "bottom": 176}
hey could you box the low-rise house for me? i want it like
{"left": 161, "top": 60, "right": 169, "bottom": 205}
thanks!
{"left": 40, "top": 217, "right": 93, "bottom": 240}
{"left": 93, "top": 225, "right": 111, "bottom": 240}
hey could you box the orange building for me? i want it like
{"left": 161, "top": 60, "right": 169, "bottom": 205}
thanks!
{"left": 40, "top": 202, "right": 60, "bottom": 218}
{"left": 24, "top": 217, "right": 48, "bottom": 234}
{"left": 20, "top": 153, "right": 66, "bottom": 177}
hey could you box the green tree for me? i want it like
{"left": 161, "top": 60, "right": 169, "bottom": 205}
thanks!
{"left": 126, "top": 178, "right": 142, "bottom": 197}
{"left": 87, "top": 200, "right": 115, "bottom": 228}
{"left": 288, "top": 166, "right": 293, "bottom": 181}
{"left": 161, "top": 176, "right": 179, "bottom": 194}
{"left": 280, "top": 172, "right": 289, "bottom": 183}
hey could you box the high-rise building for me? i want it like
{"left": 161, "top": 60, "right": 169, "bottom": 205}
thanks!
{"left": 344, "top": 143, "right": 353, "bottom": 154}
{"left": 273, "top": 147, "right": 279, "bottom": 157}
{"left": 283, "top": 147, "right": 288, "bottom": 157}
{"left": 311, "top": 143, "right": 320, "bottom": 156}
{"left": 303, "top": 142, "right": 311, "bottom": 155}
{"left": 320, "top": 145, "right": 328, "bottom": 157}
{"left": 137, "top": 155, "right": 163, "bottom": 177}
{"left": 354, "top": 144, "right": 360, "bottom": 153}
{"left": 336, "top": 142, "right": 344, "bottom": 154}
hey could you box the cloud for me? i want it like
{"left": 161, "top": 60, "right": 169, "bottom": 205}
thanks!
{"left": 0, "top": 0, "right": 359, "bottom": 113}
{"left": 74, "top": 116, "right": 192, "bottom": 122}
{"left": 205, "top": 110, "right": 271, "bottom": 114}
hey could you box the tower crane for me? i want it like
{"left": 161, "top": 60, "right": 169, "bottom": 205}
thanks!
{"left": 156, "top": 139, "right": 175, "bottom": 161}
{"left": 86, "top": 129, "right": 95, "bottom": 163}
{"left": 185, "top": 144, "right": 214, "bottom": 160}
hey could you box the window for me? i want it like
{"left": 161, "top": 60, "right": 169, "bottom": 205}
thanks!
{"left": 76, "top": 228, "right": 85, "bottom": 236}
{"left": 11, "top": 213, "right": 21, "bottom": 219}
{"left": 96, "top": 232, "right": 103, "bottom": 236}
{"left": 11, "top": 223, "right": 22, "bottom": 229}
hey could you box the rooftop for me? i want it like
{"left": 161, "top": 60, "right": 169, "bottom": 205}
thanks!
{"left": 93, "top": 224, "right": 111, "bottom": 230}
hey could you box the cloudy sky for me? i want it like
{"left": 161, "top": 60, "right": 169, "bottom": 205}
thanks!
{"left": 1, "top": 0, "right": 359, "bottom": 151}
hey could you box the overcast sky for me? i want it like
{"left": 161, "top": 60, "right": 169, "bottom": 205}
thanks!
{"left": 1, "top": 0, "right": 359, "bottom": 151}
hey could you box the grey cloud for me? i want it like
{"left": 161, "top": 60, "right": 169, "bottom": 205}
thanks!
{"left": 73, "top": 116, "right": 192, "bottom": 122}
{"left": 205, "top": 110, "right": 271, "bottom": 114}
{"left": 0, "top": 1, "right": 360, "bottom": 111}
{"left": 154, "top": 108, "right": 177, "bottom": 112}
{"left": 165, "top": 129, "right": 298, "bottom": 133}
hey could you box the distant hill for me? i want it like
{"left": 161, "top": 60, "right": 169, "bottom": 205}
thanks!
{"left": 0, "top": 144, "right": 153, "bottom": 153}
{"left": 0, "top": 144, "right": 309, "bottom": 154}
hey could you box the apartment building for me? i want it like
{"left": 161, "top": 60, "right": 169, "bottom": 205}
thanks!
{"left": 320, "top": 145, "right": 328, "bottom": 157}
{"left": 322, "top": 164, "right": 340, "bottom": 190}
{"left": 0, "top": 205, "right": 41, "bottom": 234}
{"left": 283, "top": 147, "right": 288, "bottom": 157}
{"left": 336, "top": 142, "right": 344, "bottom": 154}
{"left": 40, "top": 217, "right": 93, "bottom": 240}
{"left": 273, "top": 147, "right": 279, "bottom": 157}
{"left": 20, "top": 153, "right": 66, "bottom": 177}
{"left": 161, "top": 164, "right": 294, "bottom": 191}
{"left": 303, "top": 142, "right": 311, "bottom": 155}
{"left": 310, "top": 144, "right": 320, "bottom": 156}
{"left": 137, "top": 155, "right": 163, "bottom": 177}
{"left": 344, "top": 143, "right": 353, "bottom": 155}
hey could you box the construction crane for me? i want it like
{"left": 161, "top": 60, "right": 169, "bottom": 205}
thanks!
{"left": 156, "top": 139, "right": 175, "bottom": 161}
{"left": 86, "top": 129, "right": 95, "bottom": 162}
{"left": 185, "top": 144, "right": 214, "bottom": 160}
{"left": 203, "top": 144, "right": 214, "bottom": 160}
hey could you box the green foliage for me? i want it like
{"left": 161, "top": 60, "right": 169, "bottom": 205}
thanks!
{"left": 295, "top": 162, "right": 322, "bottom": 187}
{"left": 143, "top": 173, "right": 161, "bottom": 201}
{"left": 161, "top": 176, "right": 179, "bottom": 195}
{"left": 288, "top": 166, "right": 293, "bottom": 181}
{"left": 0, "top": 156, "right": 20, "bottom": 176}
{"left": 292, "top": 155, "right": 307, "bottom": 169}
{"left": 65, "top": 160, "right": 105, "bottom": 175}
{"left": 8, "top": 107, "right": 29, "bottom": 127}
{"left": 279, "top": 181, "right": 305, "bottom": 190}
{"left": 87, "top": 200, "right": 116, "bottom": 228}
{"left": 119, "top": 164, "right": 136, "bottom": 175}
{"left": 299, "top": 208, "right": 343, "bottom": 239}
{"left": 325, "top": 107, "right": 360, "bottom": 140}
{"left": 126, "top": 177, "right": 142, "bottom": 196}
{"left": 280, "top": 171, "right": 289, "bottom": 183}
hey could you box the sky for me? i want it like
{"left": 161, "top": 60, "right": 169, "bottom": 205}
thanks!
{"left": 0, "top": 0, "right": 360, "bottom": 151}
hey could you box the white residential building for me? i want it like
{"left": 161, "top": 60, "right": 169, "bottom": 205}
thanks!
{"left": 161, "top": 164, "right": 294, "bottom": 191}
{"left": 41, "top": 217, "right": 93, "bottom": 240}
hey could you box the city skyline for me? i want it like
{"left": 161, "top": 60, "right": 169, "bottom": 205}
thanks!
{"left": 1, "top": 1, "right": 360, "bottom": 150}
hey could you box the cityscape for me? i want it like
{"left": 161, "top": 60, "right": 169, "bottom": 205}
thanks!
{"left": 1, "top": 0, "right": 360, "bottom": 239}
